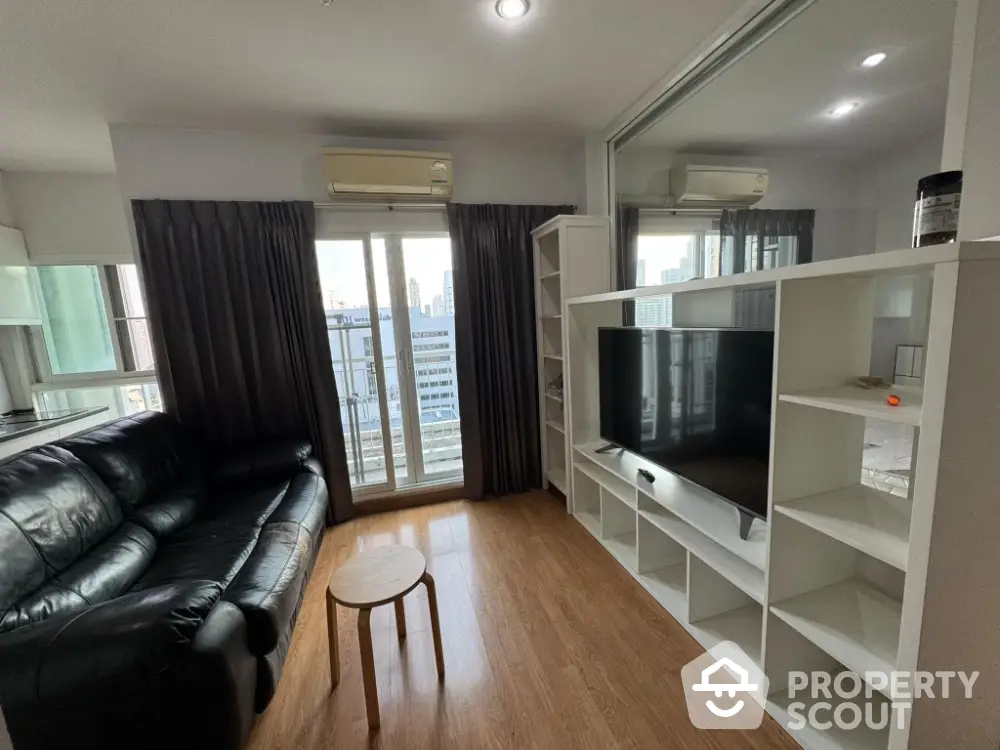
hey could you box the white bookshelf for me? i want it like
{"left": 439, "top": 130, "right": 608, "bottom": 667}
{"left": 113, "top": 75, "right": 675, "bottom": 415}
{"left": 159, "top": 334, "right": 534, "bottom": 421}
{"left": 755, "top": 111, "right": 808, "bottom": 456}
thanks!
{"left": 532, "top": 215, "right": 612, "bottom": 500}
{"left": 561, "top": 242, "right": 1000, "bottom": 750}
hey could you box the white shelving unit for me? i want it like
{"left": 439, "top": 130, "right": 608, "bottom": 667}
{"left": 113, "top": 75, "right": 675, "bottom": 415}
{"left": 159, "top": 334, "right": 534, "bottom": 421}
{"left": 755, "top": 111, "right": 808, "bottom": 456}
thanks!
{"left": 532, "top": 215, "right": 612, "bottom": 500}
{"left": 562, "top": 242, "right": 1000, "bottom": 750}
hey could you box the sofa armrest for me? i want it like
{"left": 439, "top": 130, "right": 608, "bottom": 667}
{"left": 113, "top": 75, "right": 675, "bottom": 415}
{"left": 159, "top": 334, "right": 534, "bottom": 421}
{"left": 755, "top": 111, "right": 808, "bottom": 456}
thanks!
{"left": 0, "top": 582, "right": 256, "bottom": 750}
{"left": 210, "top": 439, "right": 320, "bottom": 487}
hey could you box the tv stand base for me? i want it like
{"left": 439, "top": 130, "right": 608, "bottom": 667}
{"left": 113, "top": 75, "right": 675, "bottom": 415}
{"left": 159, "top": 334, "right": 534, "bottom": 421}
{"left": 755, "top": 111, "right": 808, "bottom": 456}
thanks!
{"left": 738, "top": 511, "right": 755, "bottom": 541}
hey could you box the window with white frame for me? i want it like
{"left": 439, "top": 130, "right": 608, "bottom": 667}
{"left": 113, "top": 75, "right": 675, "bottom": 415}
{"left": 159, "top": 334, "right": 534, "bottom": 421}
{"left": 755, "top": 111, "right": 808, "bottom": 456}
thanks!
{"left": 29, "top": 263, "right": 162, "bottom": 418}
{"left": 32, "top": 263, "right": 154, "bottom": 379}
{"left": 634, "top": 219, "right": 722, "bottom": 326}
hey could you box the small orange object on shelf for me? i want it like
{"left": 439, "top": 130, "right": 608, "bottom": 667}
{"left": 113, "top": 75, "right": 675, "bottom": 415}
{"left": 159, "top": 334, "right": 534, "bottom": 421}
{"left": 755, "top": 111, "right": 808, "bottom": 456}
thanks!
{"left": 887, "top": 394, "right": 902, "bottom": 407}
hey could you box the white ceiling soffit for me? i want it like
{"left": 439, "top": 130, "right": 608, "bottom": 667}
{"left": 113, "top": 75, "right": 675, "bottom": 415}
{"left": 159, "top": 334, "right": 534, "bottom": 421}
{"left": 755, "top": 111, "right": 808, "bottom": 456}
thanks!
{"left": 0, "top": 0, "right": 748, "bottom": 172}
{"left": 631, "top": 0, "right": 956, "bottom": 158}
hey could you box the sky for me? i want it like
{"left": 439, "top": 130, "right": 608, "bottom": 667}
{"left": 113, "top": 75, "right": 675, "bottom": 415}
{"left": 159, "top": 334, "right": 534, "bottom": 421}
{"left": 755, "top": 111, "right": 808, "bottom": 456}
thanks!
{"left": 316, "top": 238, "right": 453, "bottom": 311}
{"left": 636, "top": 235, "right": 695, "bottom": 286}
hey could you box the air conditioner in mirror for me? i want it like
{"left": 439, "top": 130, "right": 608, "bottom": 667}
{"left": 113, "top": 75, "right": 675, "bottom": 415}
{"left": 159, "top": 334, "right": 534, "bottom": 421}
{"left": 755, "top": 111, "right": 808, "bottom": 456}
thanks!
{"left": 670, "top": 165, "right": 768, "bottom": 207}
{"left": 323, "top": 148, "right": 453, "bottom": 201}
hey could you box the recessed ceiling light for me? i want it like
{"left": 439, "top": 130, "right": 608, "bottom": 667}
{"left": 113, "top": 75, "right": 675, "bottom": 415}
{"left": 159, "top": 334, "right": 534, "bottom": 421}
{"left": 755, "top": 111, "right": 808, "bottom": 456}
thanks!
{"left": 496, "top": 0, "right": 530, "bottom": 19}
{"left": 831, "top": 102, "right": 859, "bottom": 118}
{"left": 862, "top": 52, "right": 887, "bottom": 68}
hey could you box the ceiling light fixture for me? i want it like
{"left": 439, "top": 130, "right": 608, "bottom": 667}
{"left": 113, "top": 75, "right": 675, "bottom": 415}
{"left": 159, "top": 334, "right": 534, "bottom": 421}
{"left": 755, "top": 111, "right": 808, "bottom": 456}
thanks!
{"left": 831, "top": 102, "right": 860, "bottom": 118}
{"left": 862, "top": 52, "right": 887, "bottom": 68}
{"left": 496, "top": 0, "right": 530, "bottom": 19}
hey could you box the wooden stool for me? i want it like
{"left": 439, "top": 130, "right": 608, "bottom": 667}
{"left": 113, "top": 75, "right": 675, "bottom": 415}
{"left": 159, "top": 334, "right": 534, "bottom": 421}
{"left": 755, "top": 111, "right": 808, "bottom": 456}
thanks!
{"left": 326, "top": 545, "right": 445, "bottom": 730}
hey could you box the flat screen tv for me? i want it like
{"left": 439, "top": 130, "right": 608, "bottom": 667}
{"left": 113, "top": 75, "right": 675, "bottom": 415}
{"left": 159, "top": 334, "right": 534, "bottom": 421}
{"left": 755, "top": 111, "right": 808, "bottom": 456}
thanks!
{"left": 598, "top": 327, "right": 774, "bottom": 539}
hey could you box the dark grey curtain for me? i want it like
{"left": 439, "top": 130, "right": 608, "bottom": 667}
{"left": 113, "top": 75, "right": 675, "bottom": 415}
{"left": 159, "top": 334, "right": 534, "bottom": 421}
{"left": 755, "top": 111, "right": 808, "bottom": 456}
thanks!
{"left": 616, "top": 204, "right": 640, "bottom": 290}
{"left": 131, "top": 200, "right": 354, "bottom": 524}
{"left": 720, "top": 209, "right": 815, "bottom": 273}
{"left": 447, "top": 203, "right": 574, "bottom": 499}
{"left": 616, "top": 204, "right": 640, "bottom": 326}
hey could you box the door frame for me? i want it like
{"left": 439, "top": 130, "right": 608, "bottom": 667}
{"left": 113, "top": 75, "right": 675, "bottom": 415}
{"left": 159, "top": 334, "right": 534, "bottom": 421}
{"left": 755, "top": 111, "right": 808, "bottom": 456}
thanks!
{"left": 317, "top": 233, "right": 395, "bottom": 499}
{"left": 315, "top": 227, "right": 463, "bottom": 500}
{"left": 393, "top": 232, "right": 463, "bottom": 486}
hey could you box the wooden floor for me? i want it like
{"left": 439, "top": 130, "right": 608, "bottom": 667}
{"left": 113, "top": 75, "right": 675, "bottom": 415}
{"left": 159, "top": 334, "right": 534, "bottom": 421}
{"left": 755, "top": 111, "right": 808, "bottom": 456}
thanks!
{"left": 247, "top": 492, "right": 798, "bottom": 750}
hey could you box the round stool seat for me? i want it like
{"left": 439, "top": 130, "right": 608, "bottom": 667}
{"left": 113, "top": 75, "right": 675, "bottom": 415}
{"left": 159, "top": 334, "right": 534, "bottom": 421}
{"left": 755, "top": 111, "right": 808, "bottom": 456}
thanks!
{"left": 329, "top": 545, "right": 427, "bottom": 608}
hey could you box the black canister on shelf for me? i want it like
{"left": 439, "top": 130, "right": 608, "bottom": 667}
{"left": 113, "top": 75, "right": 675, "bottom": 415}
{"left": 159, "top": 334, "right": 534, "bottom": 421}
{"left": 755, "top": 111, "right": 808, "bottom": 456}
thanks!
{"left": 913, "top": 170, "right": 963, "bottom": 247}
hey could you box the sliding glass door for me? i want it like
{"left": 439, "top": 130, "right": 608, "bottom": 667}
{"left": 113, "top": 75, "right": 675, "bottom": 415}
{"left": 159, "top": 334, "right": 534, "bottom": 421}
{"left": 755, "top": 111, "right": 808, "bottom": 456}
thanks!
{"left": 316, "top": 231, "right": 462, "bottom": 498}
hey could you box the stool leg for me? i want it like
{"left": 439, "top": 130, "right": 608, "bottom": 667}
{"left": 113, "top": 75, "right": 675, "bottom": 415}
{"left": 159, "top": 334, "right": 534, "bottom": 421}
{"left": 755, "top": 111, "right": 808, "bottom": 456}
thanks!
{"left": 394, "top": 597, "right": 407, "bottom": 640}
{"left": 357, "top": 608, "right": 380, "bottom": 730}
{"left": 421, "top": 572, "right": 445, "bottom": 680}
{"left": 326, "top": 590, "right": 340, "bottom": 690}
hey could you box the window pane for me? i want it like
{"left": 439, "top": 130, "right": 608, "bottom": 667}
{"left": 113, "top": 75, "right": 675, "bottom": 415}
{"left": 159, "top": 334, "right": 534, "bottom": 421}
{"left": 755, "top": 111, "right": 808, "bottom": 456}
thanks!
{"left": 35, "top": 382, "right": 162, "bottom": 419}
{"left": 116, "top": 318, "right": 156, "bottom": 372}
{"left": 116, "top": 264, "right": 146, "bottom": 317}
{"left": 316, "top": 239, "right": 396, "bottom": 488}
{"left": 400, "top": 237, "right": 462, "bottom": 480}
{"left": 370, "top": 238, "right": 409, "bottom": 484}
{"left": 35, "top": 266, "right": 116, "bottom": 375}
{"left": 635, "top": 234, "right": 698, "bottom": 328}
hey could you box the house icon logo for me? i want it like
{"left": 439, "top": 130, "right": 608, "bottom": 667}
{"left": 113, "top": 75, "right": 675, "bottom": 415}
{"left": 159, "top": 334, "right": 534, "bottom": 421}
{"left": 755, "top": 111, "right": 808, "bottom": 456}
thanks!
{"left": 681, "top": 642, "right": 768, "bottom": 730}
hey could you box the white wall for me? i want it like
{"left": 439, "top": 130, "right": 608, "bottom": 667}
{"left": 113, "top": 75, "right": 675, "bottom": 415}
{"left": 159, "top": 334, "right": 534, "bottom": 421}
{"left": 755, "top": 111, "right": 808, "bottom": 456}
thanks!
{"left": 615, "top": 147, "right": 870, "bottom": 261}
{"left": 853, "top": 133, "right": 942, "bottom": 253}
{"left": 957, "top": 0, "right": 1000, "bottom": 241}
{"left": 0, "top": 174, "right": 15, "bottom": 228}
{"left": 110, "top": 125, "right": 583, "bottom": 207}
{"left": 0, "top": 174, "right": 18, "bottom": 412}
{"left": 3, "top": 172, "right": 134, "bottom": 263}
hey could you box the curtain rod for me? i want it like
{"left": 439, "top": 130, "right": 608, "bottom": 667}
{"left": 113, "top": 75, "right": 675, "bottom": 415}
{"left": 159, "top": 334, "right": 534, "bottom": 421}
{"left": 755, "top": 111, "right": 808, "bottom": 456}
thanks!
{"left": 314, "top": 201, "right": 449, "bottom": 210}
{"left": 637, "top": 207, "right": 722, "bottom": 215}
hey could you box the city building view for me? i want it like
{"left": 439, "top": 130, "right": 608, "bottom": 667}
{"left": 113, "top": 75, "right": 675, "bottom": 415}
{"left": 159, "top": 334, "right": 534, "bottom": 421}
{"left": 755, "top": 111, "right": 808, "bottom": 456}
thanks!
{"left": 318, "top": 238, "right": 462, "bottom": 489}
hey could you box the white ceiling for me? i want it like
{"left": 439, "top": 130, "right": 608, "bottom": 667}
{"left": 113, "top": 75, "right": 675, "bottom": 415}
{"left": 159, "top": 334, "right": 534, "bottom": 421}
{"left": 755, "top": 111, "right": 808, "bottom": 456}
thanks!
{"left": 631, "top": 0, "right": 956, "bottom": 157}
{"left": 0, "top": 0, "right": 748, "bottom": 172}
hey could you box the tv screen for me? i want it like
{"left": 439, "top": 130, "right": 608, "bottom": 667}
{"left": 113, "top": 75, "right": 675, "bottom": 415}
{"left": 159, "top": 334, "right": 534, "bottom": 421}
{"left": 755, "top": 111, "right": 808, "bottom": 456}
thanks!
{"left": 598, "top": 327, "right": 774, "bottom": 521}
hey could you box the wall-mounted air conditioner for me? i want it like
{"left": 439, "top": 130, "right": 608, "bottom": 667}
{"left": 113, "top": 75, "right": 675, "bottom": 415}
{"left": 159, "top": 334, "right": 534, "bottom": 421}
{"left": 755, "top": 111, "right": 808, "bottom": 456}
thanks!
{"left": 670, "top": 165, "right": 769, "bottom": 207}
{"left": 322, "top": 148, "right": 453, "bottom": 201}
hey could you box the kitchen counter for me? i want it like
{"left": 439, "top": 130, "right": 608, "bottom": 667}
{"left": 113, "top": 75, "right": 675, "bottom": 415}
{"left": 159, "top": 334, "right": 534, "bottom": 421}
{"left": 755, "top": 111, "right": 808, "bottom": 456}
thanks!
{"left": 0, "top": 407, "right": 110, "bottom": 445}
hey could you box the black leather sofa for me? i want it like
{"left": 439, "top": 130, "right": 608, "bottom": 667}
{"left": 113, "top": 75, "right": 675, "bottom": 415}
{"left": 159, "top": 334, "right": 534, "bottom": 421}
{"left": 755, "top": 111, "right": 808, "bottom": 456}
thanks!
{"left": 0, "top": 411, "right": 328, "bottom": 750}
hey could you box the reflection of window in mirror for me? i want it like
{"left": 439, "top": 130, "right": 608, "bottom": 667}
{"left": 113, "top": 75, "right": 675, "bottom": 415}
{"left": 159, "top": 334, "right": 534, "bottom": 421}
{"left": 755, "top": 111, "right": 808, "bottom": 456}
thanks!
{"left": 612, "top": 0, "right": 956, "bottom": 283}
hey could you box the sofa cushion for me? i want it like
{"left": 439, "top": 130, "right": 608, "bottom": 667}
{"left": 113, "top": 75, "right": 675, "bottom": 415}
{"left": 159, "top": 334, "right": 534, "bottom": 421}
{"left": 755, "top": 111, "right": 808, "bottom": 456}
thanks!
{"left": 130, "top": 524, "right": 261, "bottom": 592}
{"left": 221, "top": 473, "right": 326, "bottom": 656}
{"left": 58, "top": 412, "right": 203, "bottom": 512}
{"left": 266, "top": 472, "right": 328, "bottom": 537}
{"left": 196, "top": 481, "right": 290, "bottom": 530}
{"left": 1, "top": 523, "right": 156, "bottom": 633}
{"left": 127, "top": 481, "right": 206, "bottom": 540}
{"left": 223, "top": 525, "right": 310, "bottom": 656}
{"left": 0, "top": 446, "right": 122, "bottom": 630}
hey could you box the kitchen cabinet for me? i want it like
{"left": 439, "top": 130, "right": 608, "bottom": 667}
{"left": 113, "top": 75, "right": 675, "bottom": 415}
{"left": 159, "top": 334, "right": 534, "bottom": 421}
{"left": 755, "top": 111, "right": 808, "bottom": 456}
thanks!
{"left": 0, "top": 225, "right": 41, "bottom": 325}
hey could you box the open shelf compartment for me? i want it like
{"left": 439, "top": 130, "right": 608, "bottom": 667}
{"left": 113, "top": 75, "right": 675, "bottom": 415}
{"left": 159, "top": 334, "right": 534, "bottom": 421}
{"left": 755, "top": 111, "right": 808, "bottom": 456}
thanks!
{"left": 574, "top": 440, "right": 767, "bottom": 571}
{"left": 688, "top": 555, "right": 763, "bottom": 667}
{"left": 768, "top": 514, "right": 903, "bottom": 696}
{"left": 536, "top": 230, "right": 560, "bottom": 276}
{"left": 779, "top": 385, "right": 922, "bottom": 426}
{"left": 765, "top": 616, "right": 891, "bottom": 750}
{"left": 573, "top": 458, "right": 635, "bottom": 508}
{"left": 775, "top": 484, "right": 911, "bottom": 572}
{"left": 636, "top": 514, "right": 687, "bottom": 619}
{"left": 541, "top": 315, "right": 563, "bottom": 358}
{"left": 571, "top": 464, "right": 600, "bottom": 536}
{"left": 601, "top": 487, "right": 637, "bottom": 570}
{"left": 637, "top": 492, "right": 764, "bottom": 604}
